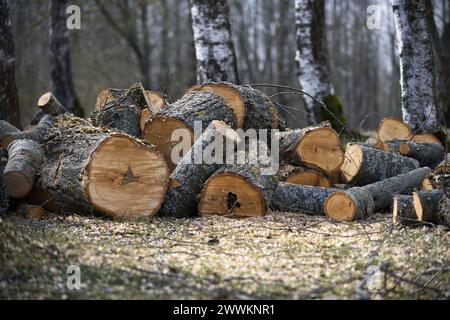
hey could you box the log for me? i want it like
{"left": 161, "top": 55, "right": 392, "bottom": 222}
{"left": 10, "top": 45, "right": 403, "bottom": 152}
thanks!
{"left": 272, "top": 183, "right": 338, "bottom": 215}
{"left": 198, "top": 164, "right": 277, "bottom": 217}
{"left": 324, "top": 167, "right": 431, "bottom": 221}
{"left": 17, "top": 201, "right": 46, "bottom": 219}
{"left": 90, "top": 97, "right": 141, "bottom": 137}
{"left": 37, "top": 91, "right": 66, "bottom": 116}
{"left": 37, "top": 115, "right": 169, "bottom": 220}
{"left": 26, "top": 188, "right": 61, "bottom": 214}
{"left": 140, "top": 91, "right": 167, "bottom": 131}
{"left": 380, "top": 140, "right": 445, "bottom": 168}
{"left": 341, "top": 143, "right": 420, "bottom": 186}
{"left": 0, "top": 149, "right": 8, "bottom": 214}
{"left": 276, "top": 122, "right": 344, "bottom": 174}
{"left": 392, "top": 195, "right": 416, "bottom": 225}
{"left": 434, "top": 154, "right": 450, "bottom": 173}
{"left": 159, "top": 120, "right": 240, "bottom": 218}
{"left": 3, "top": 139, "right": 44, "bottom": 199}
{"left": 191, "top": 83, "right": 280, "bottom": 130}
{"left": 0, "top": 120, "right": 20, "bottom": 136}
{"left": 408, "top": 133, "right": 442, "bottom": 145}
{"left": 143, "top": 91, "right": 238, "bottom": 171}
{"left": 0, "top": 115, "right": 55, "bottom": 149}
{"left": 94, "top": 83, "right": 151, "bottom": 111}
{"left": 276, "top": 164, "right": 331, "bottom": 188}
{"left": 376, "top": 117, "right": 412, "bottom": 143}
{"left": 413, "top": 190, "right": 448, "bottom": 226}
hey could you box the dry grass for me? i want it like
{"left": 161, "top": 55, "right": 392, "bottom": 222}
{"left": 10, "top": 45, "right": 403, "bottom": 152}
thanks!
{"left": 0, "top": 211, "right": 449, "bottom": 300}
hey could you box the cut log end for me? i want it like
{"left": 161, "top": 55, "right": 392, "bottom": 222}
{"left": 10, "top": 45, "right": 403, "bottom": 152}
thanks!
{"left": 143, "top": 117, "right": 194, "bottom": 171}
{"left": 85, "top": 135, "right": 169, "bottom": 220}
{"left": 285, "top": 171, "right": 331, "bottom": 188}
{"left": 198, "top": 173, "right": 265, "bottom": 217}
{"left": 193, "top": 83, "right": 245, "bottom": 128}
{"left": 377, "top": 117, "right": 412, "bottom": 142}
{"left": 340, "top": 144, "right": 363, "bottom": 183}
{"left": 37, "top": 92, "right": 53, "bottom": 108}
{"left": 146, "top": 91, "right": 166, "bottom": 112}
{"left": 297, "top": 128, "right": 344, "bottom": 173}
{"left": 4, "top": 172, "right": 32, "bottom": 199}
{"left": 408, "top": 133, "right": 442, "bottom": 145}
{"left": 412, "top": 192, "right": 424, "bottom": 222}
{"left": 324, "top": 192, "right": 356, "bottom": 222}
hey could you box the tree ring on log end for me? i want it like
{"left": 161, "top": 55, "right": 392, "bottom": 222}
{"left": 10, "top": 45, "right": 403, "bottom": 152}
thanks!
{"left": 199, "top": 173, "right": 265, "bottom": 217}
{"left": 377, "top": 117, "right": 412, "bottom": 142}
{"left": 85, "top": 134, "right": 169, "bottom": 220}
{"left": 297, "top": 128, "right": 344, "bottom": 173}
{"left": 143, "top": 117, "right": 194, "bottom": 172}
{"left": 195, "top": 83, "right": 245, "bottom": 128}
{"left": 408, "top": 133, "right": 442, "bottom": 145}
{"left": 341, "top": 144, "right": 364, "bottom": 183}
{"left": 324, "top": 192, "right": 357, "bottom": 222}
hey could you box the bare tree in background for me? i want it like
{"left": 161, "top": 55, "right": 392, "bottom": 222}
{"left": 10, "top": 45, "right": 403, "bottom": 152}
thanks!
{"left": 392, "top": 0, "right": 440, "bottom": 133}
{"left": 95, "top": 0, "right": 152, "bottom": 88}
{"left": 50, "top": 0, "right": 81, "bottom": 114}
{"left": 0, "top": 0, "right": 21, "bottom": 128}
{"left": 425, "top": 0, "right": 450, "bottom": 126}
{"left": 190, "top": 0, "right": 239, "bottom": 84}
{"left": 295, "top": 0, "right": 334, "bottom": 125}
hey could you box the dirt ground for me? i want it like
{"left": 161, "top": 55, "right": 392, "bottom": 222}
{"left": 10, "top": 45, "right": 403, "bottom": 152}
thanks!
{"left": 0, "top": 211, "right": 449, "bottom": 300}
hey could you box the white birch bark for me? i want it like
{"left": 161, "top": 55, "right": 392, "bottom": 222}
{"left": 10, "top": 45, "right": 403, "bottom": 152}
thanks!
{"left": 392, "top": 0, "right": 440, "bottom": 132}
{"left": 295, "top": 0, "right": 334, "bottom": 125}
{"left": 190, "top": 0, "right": 239, "bottom": 84}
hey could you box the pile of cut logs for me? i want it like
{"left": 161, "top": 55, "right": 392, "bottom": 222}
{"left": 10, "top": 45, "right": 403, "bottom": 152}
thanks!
{"left": 0, "top": 82, "right": 448, "bottom": 227}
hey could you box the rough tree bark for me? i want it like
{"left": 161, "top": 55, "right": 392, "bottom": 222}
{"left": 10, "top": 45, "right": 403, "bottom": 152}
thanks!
{"left": 49, "top": 0, "right": 81, "bottom": 114}
{"left": 0, "top": 0, "right": 21, "bottom": 128}
{"left": 190, "top": 0, "right": 239, "bottom": 84}
{"left": 295, "top": 0, "right": 334, "bottom": 125}
{"left": 391, "top": 0, "right": 440, "bottom": 132}
{"left": 0, "top": 148, "right": 8, "bottom": 214}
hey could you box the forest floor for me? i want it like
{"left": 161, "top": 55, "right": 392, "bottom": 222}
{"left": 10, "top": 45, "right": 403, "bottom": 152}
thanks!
{"left": 0, "top": 211, "right": 449, "bottom": 300}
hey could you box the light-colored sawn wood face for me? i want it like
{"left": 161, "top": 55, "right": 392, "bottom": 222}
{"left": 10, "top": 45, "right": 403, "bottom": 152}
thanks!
{"left": 143, "top": 117, "right": 194, "bottom": 172}
{"left": 85, "top": 135, "right": 169, "bottom": 220}
{"left": 377, "top": 117, "right": 412, "bottom": 142}
{"left": 196, "top": 83, "right": 245, "bottom": 128}
{"left": 340, "top": 144, "right": 364, "bottom": 183}
{"left": 297, "top": 128, "right": 344, "bottom": 174}
{"left": 199, "top": 173, "right": 265, "bottom": 217}
{"left": 324, "top": 192, "right": 357, "bottom": 222}
{"left": 286, "top": 171, "right": 331, "bottom": 188}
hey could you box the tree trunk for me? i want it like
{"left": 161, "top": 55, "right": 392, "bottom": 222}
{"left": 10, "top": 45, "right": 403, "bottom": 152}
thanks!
{"left": 276, "top": 122, "right": 344, "bottom": 174}
{"left": 143, "top": 91, "right": 238, "bottom": 171}
{"left": 198, "top": 164, "right": 277, "bottom": 217}
{"left": 0, "top": 148, "right": 8, "bottom": 214}
{"left": 49, "top": 0, "right": 80, "bottom": 113}
{"left": 0, "top": 0, "right": 21, "bottom": 128}
{"left": 380, "top": 140, "right": 445, "bottom": 168}
{"left": 391, "top": 0, "right": 439, "bottom": 132}
{"left": 0, "top": 115, "right": 55, "bottom": 149}
{"left": 272, "top": 183, "right": 337, "bottom": 215}
{"left": 159, "top": 120, "right": 239, "bottom": 218}
{"left": 295, "top": 0, "right": 334, "bottom": 125}
{"left": 36, "top": 115, "right": 170, "bottom": 220}
{"left": 190, "top": 0, "right": 239, "bottom": 84}
{"left": 341, "top": 143, "right": 420, "bottom": 186}
{"left": 3, "top": 140, "right": 44, "bottom": 199}
{"left": 324, "top": 167, "right": 431, "bottom": 221}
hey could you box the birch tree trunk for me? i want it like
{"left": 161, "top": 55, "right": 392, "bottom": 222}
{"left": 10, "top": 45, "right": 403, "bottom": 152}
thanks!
{"left": 391, "top": 0, "right": 440, "bottom": 133}
{"left": 0, "top": 0, "right": 21, "bottom": 128}
{"left": 295, "top": 0, "right": 334, "bottom": 125}
{"left": 190, "top": 0, "right": 239, "bottom": 84}
{"left": 49, "top": 0, "right": 80, "bottom": 113}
